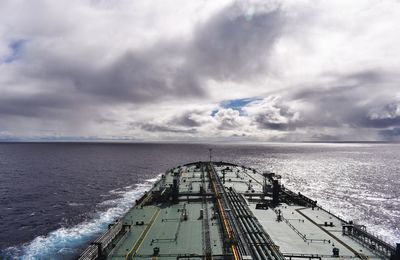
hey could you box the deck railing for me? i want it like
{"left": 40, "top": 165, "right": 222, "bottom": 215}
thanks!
{"left": 78, "top": 220, "right": 125, "bottom": 260}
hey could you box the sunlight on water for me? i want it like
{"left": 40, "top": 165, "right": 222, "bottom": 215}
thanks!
{"left": 228, "top": 143, "right": 400, "bottom": 243}
{"left": 1, "top": 143, "right": 399, "bottom": 259}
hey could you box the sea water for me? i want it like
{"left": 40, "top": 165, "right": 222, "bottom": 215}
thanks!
{"left": 0, "top": 142, "right": 399, "bottom": 259}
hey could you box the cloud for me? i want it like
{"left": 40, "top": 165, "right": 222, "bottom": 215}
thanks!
{"left": 188, "top": 2, "right": 283, "bottom": 81}
{"left": 169, "top": 111, "right": 207, "bottom": 128}
{"left": 1, "top": 0, "right": 400, "bottom": 141}
{"left": 214, "top": 108, "right": 247, "bottom": 130}
{"left": 380, "top": 127, "right": 400, "bottom": 139}
{"left": 368, "top": 102, "right": 400, "bottom": 121}
{"left": 244, "top": 96, "right": 300, "bottom": 131}
{"left": 365, "top": 101, "right": 400, "bottom": 128}
{"left": 140, "top": 123, "right": 197, "bottom": 134}
{"left": 32, "top": 47, "right": 204, "bottom": 103}
{"left": 0, "top": 1, "right": 282, "bottom": 119}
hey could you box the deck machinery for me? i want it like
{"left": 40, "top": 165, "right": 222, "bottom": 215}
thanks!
{"left": 79, "top": 162, "right": 400, "bottom": 260}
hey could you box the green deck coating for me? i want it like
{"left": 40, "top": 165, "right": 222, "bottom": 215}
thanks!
{"left": 108, "top": 201, "right": 225, "bottom": 259}
{"left": 81, "top": 163, "right": 393, "bottom": 260}
{"left": 107, "top": 165, "right": 224, "bottom": 260}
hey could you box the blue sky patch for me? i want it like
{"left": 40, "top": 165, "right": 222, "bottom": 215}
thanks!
{"left": 3, "top": 39, "right": 27, "bottom": 63}
{"left": 211, "top": 109, "right": 219, "bottom": 117}
{"left": 221, "top": 98, "right": 259, "bottom": 110}
{"left": 211, "top": 97, "right": 261, "bottom": 116}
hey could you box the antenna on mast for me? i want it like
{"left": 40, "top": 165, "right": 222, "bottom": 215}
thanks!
{"left": 209, "top": 148, "right": 212, "bottom": 162}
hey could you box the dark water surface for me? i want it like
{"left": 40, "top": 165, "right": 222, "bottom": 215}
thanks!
{"left": 0, "top": 142, "right": 399, "bottom": 259}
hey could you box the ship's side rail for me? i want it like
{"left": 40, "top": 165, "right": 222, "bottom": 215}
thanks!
{"left": 343, "top": 224, "right": 397, "bottom": 259}
{"left": 277, "top": 213, "right": 330, "bottom": 244}
{"left": 281, "top": 181, "right": 398, "bottom": 259}
{"left": 78, "top": 220, "right": 126, "bottom": 260}
{"left": 244, "top": 166, "right": 399, "bottom": 260}
{"left": 78, "top": 244, "right": 97, "bottom": 260}
{"left": 283, "top": 253, "right": 324, "bottom": 260}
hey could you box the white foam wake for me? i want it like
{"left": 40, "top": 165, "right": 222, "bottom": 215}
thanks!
{"left": 4, "top": 176, "right": 160, "bottom": 260}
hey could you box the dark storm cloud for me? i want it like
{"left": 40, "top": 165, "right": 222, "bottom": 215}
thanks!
{"left": 0, "top": 93, "right": 78, "bottom": 118}
{"left": 79, "top": 53, "right": 203, "bottom": 103}
{"left": 189, "top": 5, "right": 283, "bottom": 81}
{"left": 0, "top": 3, "right": 284, "bottom": 123}
{"left": 380, "top": 127, "right": 400, "bottom": 139}
{"left": 163, "top": 68, "right": 400, "bottom": 139}
{"left": 170, "top": 112, "right": 202, "bottom": 127}
{"left": 362, "top": 102, "right": 400, "bottom": 128}
{"left": 290, "top": 85, "right": 365, "bottom": 128}
{"left": 365, "top": 117, "right": 400, "bottom": 128}
{"left": 27, "top": 47, "right": 204, "bottom": 105}
{"left": 256, "top": 70, "right": 400, "bottom": 137}
{"left": 341, "top": 70, "right": 386, "bottom": 84}
{"left": 322, "top": 70, "right": 387, "bottom": 86}
{"left": 137, "top": 110, "right": 207, "bottom": 135}
{"left": 4, "top": 1, "right": 398, "bottom": 141}
{"left": 140, "top": 123, "right": 197, "bottom": 134}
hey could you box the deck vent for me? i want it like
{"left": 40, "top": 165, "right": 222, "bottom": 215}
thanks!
{"left": 153, "top": 247, "right": 160, "bottom": 256}
{"left": 332, "top": 247, "right": 339, "bottom": 257}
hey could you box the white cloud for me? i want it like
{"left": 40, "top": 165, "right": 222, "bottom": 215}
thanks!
{"left": 1, "top": 0, "right": 400, "bottom": 141}
{"left": 245, "top": 96, "right": 300, "bottom": 128}
{"left": 214, "top": 108, "right": 248, "bottom": 130}
{"left": 368, "top": 102, "right": 400, "bottom": 120}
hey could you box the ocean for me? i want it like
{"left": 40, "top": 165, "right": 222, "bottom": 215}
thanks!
{"left": 0, "top": 142, "right": 399, "bottom": 259}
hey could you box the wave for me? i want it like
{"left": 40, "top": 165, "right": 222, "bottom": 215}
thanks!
{"left": 3, "top": 176, "right": 160, "bottom": 260}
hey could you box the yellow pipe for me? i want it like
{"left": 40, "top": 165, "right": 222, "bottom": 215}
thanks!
{"left": 210, "top": 168, "right": 240, "bottom": 260}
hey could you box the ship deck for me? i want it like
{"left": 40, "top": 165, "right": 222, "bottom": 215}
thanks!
{"left": 79, "top": 162, "right": 398, "bottom": 260}
{"left": 106, "top": 164, "right": 224, "bottom": 259}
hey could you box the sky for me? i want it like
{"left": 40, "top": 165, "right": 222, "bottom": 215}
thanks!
{"left": 1, "top": 0, "right": 400, "bottom": 142}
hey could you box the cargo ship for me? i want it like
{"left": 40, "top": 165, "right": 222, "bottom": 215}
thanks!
{"left": 79, "top": 161, "right": 400, "bottom": 260}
